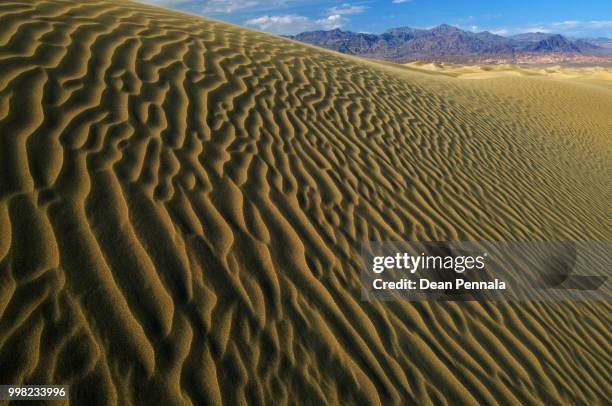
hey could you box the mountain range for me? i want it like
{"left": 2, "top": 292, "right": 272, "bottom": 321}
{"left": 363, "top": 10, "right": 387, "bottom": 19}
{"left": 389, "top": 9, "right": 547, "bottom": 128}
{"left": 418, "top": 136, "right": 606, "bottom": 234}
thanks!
{"left": 288, "top": 24, "right": 612, "bottom": 63}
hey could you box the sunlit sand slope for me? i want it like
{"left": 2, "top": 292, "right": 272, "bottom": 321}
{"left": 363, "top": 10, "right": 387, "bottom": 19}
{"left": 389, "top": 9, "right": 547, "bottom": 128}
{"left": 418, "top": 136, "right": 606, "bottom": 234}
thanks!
{"left": 0, "top": 1, "right": 611, "bottom": 404}
{"left": 404, "top": 61, "right": 612, "bottom": 84}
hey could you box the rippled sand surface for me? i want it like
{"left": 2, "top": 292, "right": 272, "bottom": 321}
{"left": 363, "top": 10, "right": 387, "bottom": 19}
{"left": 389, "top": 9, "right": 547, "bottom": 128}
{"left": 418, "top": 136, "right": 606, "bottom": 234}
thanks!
{"left": 0, "top": 1, "right": 610, "bottom": 404}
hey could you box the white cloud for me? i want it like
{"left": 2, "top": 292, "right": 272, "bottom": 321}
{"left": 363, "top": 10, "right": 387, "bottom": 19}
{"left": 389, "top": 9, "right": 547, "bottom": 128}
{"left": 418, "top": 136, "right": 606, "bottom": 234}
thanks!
{"left": 136, "top": 0, "right": 191, "bottom": 5}
{"left": 489, "top": 28, "right": 509, "bottom": 36}
{"left": 392, "top": 0, "right": 413, "bottom": 4}
{"left": 489, "top": 20, "right": 612, "bottom": 37}
{"left": 318, "top": 14, "right": 347, "bottom": 29}
{"left": 201, "top": 0, "right": 263, "bottom": 13}
{"left": 489, "top": 26, "right": 553, "bottom": 36}
{"left": 325, "top": 3, "right": 367, "bottom": 15}
{"left": 581, "top": 20, "right": 612, "bottom": 30}
{"left": 245, "top": 13, "right": 347, "bottom": 34}
{"left": 523, "top": 27, "right": 551, "bottom": 33}
{"left": 245, "top": 0, "right": 357, "bottom": 35}
{"left": 551, "top": 20, "right": 580, "bottom": 29}
{"left": 136, "top": 0, "right": 286, "bottom": 14}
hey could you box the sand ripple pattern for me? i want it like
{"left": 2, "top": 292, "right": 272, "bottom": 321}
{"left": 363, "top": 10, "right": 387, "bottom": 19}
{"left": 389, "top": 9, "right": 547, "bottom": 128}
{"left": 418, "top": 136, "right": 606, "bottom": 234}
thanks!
{"left": 0, "top": 1, "right": 611, "bottom": 404}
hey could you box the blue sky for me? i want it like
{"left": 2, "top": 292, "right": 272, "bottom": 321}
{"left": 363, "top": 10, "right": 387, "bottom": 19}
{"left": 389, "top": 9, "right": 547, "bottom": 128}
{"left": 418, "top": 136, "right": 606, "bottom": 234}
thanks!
{"left": 137, "top": 0, "right": 612, "bottom": 37}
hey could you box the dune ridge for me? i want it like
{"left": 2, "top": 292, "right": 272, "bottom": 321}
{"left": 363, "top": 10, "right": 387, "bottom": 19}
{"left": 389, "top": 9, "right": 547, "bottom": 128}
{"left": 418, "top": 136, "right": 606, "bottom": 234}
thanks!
{"left": 0, "top": 0, "right": 611, "bottom": 404}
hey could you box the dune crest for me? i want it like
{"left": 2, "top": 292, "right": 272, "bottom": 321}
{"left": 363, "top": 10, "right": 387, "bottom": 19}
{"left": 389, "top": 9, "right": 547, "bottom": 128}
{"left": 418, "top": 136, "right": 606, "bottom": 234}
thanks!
{"left": 0, "top": 0, "right": 610, "bottom": 404}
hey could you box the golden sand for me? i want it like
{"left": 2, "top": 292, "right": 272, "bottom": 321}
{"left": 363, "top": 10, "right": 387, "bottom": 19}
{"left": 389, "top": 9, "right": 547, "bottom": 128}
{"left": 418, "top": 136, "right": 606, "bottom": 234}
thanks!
{"left": 405, "top": 61, "right": 612, "bottom": 84}
{"left": 0, "top": 0, "right": 610, "bottom": 404}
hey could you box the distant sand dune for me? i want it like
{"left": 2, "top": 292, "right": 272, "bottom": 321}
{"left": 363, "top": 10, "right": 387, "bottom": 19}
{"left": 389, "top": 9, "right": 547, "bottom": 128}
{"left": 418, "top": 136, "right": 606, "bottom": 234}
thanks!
{"left": 0, "top": 1, "right": 611, "bottom": 404}
{"left": 404, "top": 61, "right": 612, "bottom": 85}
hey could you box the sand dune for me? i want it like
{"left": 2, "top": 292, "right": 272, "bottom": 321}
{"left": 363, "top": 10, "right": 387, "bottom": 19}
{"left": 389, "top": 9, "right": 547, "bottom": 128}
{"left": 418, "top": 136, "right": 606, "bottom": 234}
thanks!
{"left": 404, "top": 62, "right": 612, "bottom": 89}
{"left": 404, "top": 62, "right": 612, "bottom": 87}
{"left": 0, "top": 0, "right": 611, "bottom": 404}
